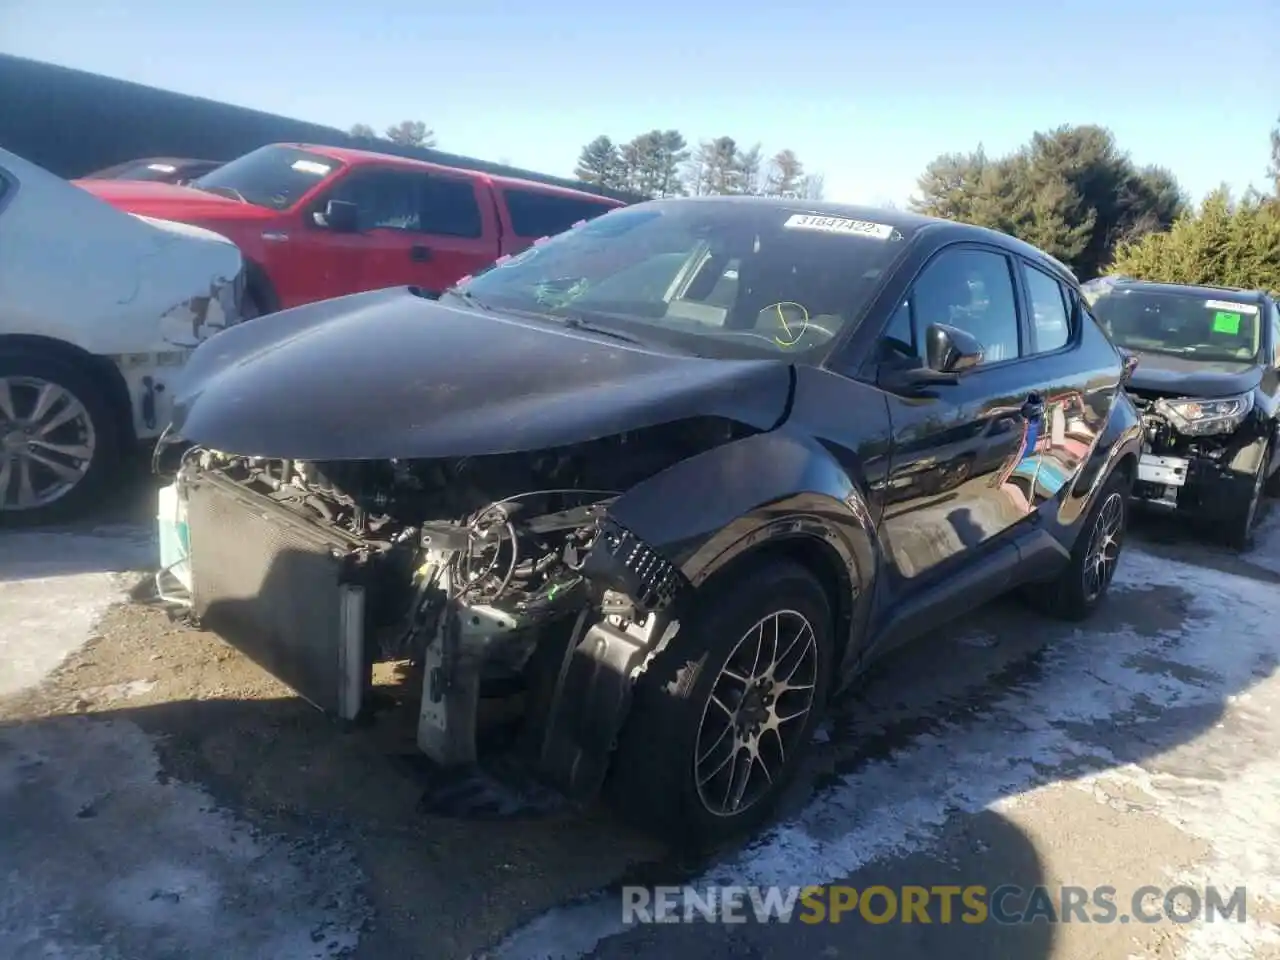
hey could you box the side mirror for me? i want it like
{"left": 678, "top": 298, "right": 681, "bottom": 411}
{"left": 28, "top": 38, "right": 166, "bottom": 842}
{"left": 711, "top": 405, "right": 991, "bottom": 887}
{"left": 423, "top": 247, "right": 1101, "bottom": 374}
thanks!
{"left": 877, "top": 322, "right": 985, "bottom": 392}
{"left": 319, "top": 199, "right": 360, "bottom": 233}
{"left": 925, "top": 323, "right": 984, "bottom": 374}
{"left": 1119, "top": 350, "right": 1140, "bottom": 384}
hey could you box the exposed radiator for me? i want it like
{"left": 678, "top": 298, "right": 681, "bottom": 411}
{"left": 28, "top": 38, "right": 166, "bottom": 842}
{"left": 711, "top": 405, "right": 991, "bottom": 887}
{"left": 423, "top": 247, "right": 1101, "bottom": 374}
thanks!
{"left": 186, "top": 471, "right": 368, "bottom": 720}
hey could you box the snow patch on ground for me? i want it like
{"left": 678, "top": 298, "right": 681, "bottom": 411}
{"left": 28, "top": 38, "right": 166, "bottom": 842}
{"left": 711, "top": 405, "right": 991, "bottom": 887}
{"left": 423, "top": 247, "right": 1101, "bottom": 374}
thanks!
{"left": 1246, "top": 507, "right": 1280, "bottom": 575}
{"left": 0, "top": 717, "right": 371, "bottom": 959}
{"left": 0, "top": 526, "right": 154, "bottom": 697}
{"left": 492, "top": 547, "right": 1280, "bottom": 960}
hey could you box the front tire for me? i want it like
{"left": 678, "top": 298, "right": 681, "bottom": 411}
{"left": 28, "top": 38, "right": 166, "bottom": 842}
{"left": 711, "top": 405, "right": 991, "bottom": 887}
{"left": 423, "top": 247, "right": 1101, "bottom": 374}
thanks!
{"left": 1226, "top": 440, "right": 1269, "bottom": 551}
{"left": 0, "top": 351, "right": 121, "bottom": 526}
{"left": 1026, "top": 467, "right": 1129, "bottom": 621}
{"left": 606, "top": 559, "right": 835, "bottom": 847}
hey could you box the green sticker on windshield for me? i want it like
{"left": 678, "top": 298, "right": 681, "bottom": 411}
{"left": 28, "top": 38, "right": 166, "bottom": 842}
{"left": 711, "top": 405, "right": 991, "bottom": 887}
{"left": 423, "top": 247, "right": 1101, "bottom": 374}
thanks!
{"left": 1212, "top": 310, "right": 1242, "bottom": 334}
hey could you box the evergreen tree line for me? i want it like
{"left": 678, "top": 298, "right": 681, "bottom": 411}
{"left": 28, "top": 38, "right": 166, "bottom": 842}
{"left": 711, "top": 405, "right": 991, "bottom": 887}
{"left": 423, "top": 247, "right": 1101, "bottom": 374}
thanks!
{"left": 909, "top": 118, "right": 1280, "bottom": 290}
{"left": 348, "top": 120, "right": 437, "bottom": 148}
{"left": 574, "top": 132, "right": 825, "bottom": 200}
{"left": 346, "top": 115, "right": 1279, "bottom": 293}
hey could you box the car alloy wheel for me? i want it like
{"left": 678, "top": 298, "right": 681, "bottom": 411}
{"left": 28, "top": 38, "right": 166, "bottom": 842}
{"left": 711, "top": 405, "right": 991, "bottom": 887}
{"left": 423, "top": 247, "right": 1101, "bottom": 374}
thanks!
{"left": 693, "top": 608, "right": 819, "bottom": 818}
{"left": 0, "top": 375, "right": 97, "bottom": 512}
{"left": 1082, "top": 491, "right": 1124, "bottom": 603}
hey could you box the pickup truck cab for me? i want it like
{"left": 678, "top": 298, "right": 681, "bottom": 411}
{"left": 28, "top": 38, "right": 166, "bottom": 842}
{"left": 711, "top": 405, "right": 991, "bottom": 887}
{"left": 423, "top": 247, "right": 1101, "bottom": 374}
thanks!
{"left": 76, "top": 143, "right": 626, "bottom": 316}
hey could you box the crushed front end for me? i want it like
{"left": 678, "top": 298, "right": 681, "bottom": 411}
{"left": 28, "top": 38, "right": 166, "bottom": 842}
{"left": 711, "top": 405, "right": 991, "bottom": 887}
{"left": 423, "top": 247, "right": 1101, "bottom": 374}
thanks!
{"left": 167, "top": 421, "right": 741, "bottom": 798}
{"left": 1130, "top": 387, "right": 1267, "bottom": 519}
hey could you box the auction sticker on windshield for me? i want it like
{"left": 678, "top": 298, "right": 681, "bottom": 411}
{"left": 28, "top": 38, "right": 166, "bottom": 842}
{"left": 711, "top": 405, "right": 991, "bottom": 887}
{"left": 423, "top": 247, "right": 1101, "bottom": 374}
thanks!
{"left": 291, "top": 159, "right": 332, "bottom": 176}
{"left": 783, "top": 214, "right": 896, "bottom": 239}
{"left": 1212, "top": 311, "right": 1243, "bottom": 334}
{"left": 1204, "top": 299, "right": 1259, "bottom": 315}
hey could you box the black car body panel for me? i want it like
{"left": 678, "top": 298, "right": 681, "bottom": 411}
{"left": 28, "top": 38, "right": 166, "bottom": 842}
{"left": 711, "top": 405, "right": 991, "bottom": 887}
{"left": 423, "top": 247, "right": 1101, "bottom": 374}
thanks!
{"left": 1127, "top": 352, "right": 1263, "bottom": 397}
{"left": 1084, "top": 277, "right": 1280, "bottom": 531}
{"left": 169, "top": 288, "right": 793, "bottom": 459}
{"left": 164, "top": 197, "right": 1142, "bottom": 814}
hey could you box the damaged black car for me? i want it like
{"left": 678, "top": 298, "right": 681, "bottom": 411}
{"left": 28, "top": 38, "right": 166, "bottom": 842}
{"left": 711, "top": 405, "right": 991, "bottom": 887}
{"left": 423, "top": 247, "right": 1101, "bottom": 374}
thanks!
{"left": 1083, "top": 276, "right": 1280, "bottom": 548}
{"left": 156, "top": 198, "right": 1143, "bottom": 844}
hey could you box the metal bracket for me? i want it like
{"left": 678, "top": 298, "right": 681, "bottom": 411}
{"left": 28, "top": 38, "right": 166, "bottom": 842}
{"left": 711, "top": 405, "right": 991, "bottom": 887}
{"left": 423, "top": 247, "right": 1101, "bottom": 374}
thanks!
{"left": 416, "top": 602, "right": 525, "bottom": 766}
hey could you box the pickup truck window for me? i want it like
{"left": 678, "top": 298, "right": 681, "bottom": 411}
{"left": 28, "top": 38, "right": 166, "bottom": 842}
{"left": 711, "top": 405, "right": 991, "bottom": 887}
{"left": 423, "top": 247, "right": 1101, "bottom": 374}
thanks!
{"left": 324, "top": 170, "right": 483, "bottom": 238}
{"left": 420, "top": 177, "right": 483, "bottom": 238}
{"left": 330, "top": 169, "right": 423, "bottom": 231}
{"left": 503, "top": 188, "right": 617, "bottom": 238}
{"left": 192, "top": 144, "right": 341, "bottom": 211}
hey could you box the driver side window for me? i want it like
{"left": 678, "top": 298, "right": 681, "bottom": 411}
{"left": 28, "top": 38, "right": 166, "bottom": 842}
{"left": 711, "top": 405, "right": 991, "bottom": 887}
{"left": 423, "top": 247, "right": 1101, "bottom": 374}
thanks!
{"left": 881, "top": 247, "right": 1021, "bottom": 368}
{"left": 325, "top": 169, "right": 423, "bottom": 232}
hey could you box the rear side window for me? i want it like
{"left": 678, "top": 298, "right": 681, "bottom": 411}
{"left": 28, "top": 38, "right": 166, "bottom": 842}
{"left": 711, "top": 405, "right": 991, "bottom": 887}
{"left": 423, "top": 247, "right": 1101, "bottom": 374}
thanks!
{"left": 1021, "top": 262, "right": 1073, "bottom": 353}
{"left": 420, "top": 177, "right": 483, "bottom": 238}
{"left": 503, "top": 188, "right": 616, "bottom": 238}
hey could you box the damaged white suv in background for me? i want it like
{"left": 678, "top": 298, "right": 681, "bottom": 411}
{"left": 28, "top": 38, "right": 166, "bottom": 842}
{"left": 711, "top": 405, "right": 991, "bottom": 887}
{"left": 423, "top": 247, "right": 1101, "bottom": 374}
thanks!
{"left": 0, "top": 147, "right": 246, "bottom": 524}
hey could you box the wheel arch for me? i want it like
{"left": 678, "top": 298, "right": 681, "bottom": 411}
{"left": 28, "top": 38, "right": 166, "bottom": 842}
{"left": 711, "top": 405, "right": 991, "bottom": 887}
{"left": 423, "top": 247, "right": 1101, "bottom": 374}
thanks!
{"left": 603, "top": 428, "right": 880, "bottom": 682}
{"left": 531, "top": 432, "right": 880, "bottom": 802}
{"left": 0, "top": 334, "right": 136, "bottom": 444}
{"left": 686, "top": 523, "right": 865, "bottom": 679}
{"left": 1060, "top": 391, "right": 1142, "bottom": 530}
{"left": 243, "top": 258, "right": 280, "bottom": 314}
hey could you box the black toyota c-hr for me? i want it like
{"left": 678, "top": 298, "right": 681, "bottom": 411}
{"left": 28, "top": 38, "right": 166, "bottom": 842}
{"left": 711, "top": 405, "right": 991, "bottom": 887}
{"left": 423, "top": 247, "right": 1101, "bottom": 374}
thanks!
{"left": 160, "top": 197, "right": 1144, "bottom": 845}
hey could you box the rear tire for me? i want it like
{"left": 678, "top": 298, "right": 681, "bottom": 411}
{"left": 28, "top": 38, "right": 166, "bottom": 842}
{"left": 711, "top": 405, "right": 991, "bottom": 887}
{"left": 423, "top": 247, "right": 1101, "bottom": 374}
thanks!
{"left": 606, "top": 559, "right": 835, "bottom": 848}
{"left": 1025, "top": 467, "right": 1130, "bottom": 621}
{"left": 0, "top": 350, "right": 122, "bottom": 527}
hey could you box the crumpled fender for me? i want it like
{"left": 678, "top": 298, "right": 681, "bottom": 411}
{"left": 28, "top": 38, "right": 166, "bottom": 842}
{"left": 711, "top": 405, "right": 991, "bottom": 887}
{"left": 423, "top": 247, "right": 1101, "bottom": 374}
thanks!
{"left": 529, "top": 428, "right": 879, "bottom": 800}
{"left": 608, "top": 427, "right": 876, "bottom": 599}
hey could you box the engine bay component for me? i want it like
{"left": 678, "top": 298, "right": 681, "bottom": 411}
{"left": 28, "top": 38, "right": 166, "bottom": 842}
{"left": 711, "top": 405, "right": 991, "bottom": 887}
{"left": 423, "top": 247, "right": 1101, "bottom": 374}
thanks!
{"left": 172, "top": 419, "right": 738, "bottom": 782}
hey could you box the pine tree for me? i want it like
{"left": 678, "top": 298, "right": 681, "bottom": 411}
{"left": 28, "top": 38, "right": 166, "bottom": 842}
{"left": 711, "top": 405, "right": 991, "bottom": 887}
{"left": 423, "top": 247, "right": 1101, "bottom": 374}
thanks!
{"left": 574, "top": 136, "right": 622, "bottom": 188}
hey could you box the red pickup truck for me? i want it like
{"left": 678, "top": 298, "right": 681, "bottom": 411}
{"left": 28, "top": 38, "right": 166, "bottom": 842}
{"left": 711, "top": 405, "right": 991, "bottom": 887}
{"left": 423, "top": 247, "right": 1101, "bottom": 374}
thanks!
{"left": 76, "top": 143, "right": 626, "bottom": 315}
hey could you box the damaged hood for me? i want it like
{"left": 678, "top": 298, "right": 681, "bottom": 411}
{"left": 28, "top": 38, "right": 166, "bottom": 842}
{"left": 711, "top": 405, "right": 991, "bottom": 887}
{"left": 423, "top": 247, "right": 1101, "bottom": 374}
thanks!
{"left": 168, "top": 287, "right": 794, "bottom": 460}
{"left": 1126, "top": 349, "right": 1263, "bottom": 398}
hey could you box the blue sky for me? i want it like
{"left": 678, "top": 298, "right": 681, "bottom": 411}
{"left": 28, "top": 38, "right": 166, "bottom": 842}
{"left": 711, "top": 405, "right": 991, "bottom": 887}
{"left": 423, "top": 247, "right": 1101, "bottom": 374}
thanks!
{"left": 4, "top": 0, "right": 1276, "bottom": 206}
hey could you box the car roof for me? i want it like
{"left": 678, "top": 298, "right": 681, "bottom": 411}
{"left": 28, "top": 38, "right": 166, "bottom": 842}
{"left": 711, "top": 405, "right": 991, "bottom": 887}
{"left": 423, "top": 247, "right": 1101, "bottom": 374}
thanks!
{"left": 634, "top": 195, "right": 1079, "bottom": 283}
{"left": 282, "top": 142, "right": 618, "bottom": 203}
{"left": 1091, "top": 275, "right": 1270, "bottom": 304}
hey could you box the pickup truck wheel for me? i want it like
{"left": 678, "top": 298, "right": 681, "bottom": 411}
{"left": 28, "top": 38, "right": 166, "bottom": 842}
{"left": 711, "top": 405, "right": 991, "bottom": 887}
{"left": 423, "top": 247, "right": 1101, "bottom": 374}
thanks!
{"left": 606, "top": 559, "right": 834, "bottom": 848}
{"left": 1024, "top": 468, "right": 1129, "bottom": 622}
{"left": 0, "top": 352, "right": 120, "bottom": 526}
{"left": 1226, "top": 442, "right": 1268, "bottom": 550}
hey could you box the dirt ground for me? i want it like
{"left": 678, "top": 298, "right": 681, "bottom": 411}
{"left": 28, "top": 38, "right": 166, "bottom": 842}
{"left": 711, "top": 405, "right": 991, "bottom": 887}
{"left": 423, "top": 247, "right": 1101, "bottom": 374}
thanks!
{"left": 4, "top": 475, "right": 1280, "bottom": 960}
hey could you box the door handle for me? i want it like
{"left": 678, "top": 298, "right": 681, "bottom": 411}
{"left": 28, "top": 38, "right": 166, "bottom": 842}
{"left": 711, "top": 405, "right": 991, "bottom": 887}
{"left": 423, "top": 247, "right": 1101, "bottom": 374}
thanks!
{"left": 1021, "top": 393, "right": 1045, "bottom": 420}
{"left": 410, "top": 245, "right": 432, "bottom": 262}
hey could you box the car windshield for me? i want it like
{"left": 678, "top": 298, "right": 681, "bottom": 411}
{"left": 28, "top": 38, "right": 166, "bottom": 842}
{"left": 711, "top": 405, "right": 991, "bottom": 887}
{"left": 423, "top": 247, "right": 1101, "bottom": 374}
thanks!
{"left": 1085, "top": 282, "right": 1262, "bottom": 363}
{"left": 449, "top": 201, "right": 912, "bottom": 359}
{"left": 190, "top": 145, "right": 340, "bottom": 210}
